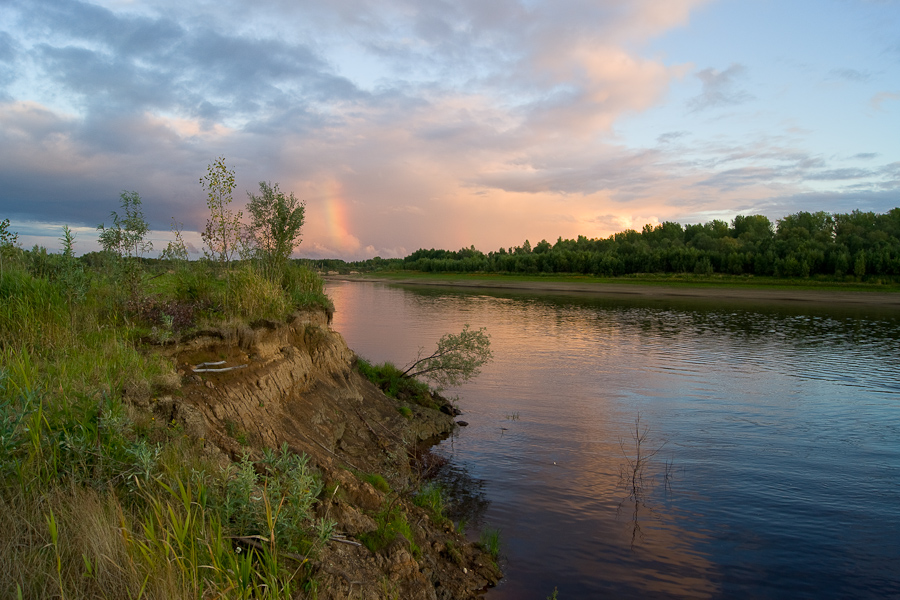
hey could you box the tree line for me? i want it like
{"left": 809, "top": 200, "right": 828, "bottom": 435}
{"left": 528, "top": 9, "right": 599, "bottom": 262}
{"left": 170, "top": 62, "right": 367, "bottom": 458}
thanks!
{"left": 323, "top": 209, "right": 900, "bottom": 280}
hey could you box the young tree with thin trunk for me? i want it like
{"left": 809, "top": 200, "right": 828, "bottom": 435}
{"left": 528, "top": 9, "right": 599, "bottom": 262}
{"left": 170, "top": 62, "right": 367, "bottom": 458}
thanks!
{"left": 245, "top": 181, "right": 305, "bottom": 282}
{"left": 201, "top": 156, "right": 242, "bottom": 265}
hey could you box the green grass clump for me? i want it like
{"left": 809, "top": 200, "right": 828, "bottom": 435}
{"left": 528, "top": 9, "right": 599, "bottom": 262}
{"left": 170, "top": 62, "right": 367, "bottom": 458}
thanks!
{"left": 283, "top": 262, "right": 333, "bottom": 313}
{"left": 359, "top": 504, "right": 420, "bottom": 557}
{"left": 413, "top": 482, "right": 448, "bottom": 524}
{"left": 356, "top": 358, "right": 436, "bottom": 409}
{"left": 361, "top": 472, "right": 392, "bottom": 494}
{"left": 479, "top": 527, "right": 501, "bottom": 559}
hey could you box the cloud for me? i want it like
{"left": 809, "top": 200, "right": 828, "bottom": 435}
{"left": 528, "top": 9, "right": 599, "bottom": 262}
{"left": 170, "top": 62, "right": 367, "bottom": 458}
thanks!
{"left": 870, "top": 91, "right": 900, "bottom": 111}
{"left": 688, "top": 63, "right": 753, "bottom": 112}
{"left": 829, "top": 68, "right": 870, "bottom": 82}
{"left": 657, "top": 131, "right": 689, "bottom": 144}
{"left": 0, "top": 0, "right": 897, "bottom": 259}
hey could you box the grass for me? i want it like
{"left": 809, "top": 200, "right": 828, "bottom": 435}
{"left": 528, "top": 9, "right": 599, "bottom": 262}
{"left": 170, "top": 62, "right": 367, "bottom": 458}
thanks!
{"left": 478, "top": 527, "right": 501, "bottom": 559}
{"left": 0, "top": 250, "right": 336, "bottom": 598}
{"left": 359, "top": 503, "right": 421, "bottom": 558}
{"left": 413, "top": 481, "right": 448, "bottom": 524}
{"left": 347, "top": 269, "right": 900, "bottom": 293}
{"left": 356, "top": 357, "right": 437, "bottom": 409}
{"left": 360, "top": 472, "right": 392, "bottom": 494}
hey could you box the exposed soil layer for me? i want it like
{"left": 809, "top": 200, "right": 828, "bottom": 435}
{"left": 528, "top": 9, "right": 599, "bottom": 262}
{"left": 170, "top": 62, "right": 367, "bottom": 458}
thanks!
{"left": 147, "top": 309, "right": 500, "bottom": 599}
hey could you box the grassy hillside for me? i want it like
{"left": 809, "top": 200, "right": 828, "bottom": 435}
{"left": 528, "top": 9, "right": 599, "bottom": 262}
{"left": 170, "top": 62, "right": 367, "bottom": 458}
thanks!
{"left": 0, "top": 247, "right": 334, "bottom": 598}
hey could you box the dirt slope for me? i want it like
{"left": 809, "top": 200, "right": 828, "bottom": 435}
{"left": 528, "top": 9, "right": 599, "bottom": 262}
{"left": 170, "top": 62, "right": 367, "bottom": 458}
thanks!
{"left": 150, "top": 308, "right": 500, "bottom": 599}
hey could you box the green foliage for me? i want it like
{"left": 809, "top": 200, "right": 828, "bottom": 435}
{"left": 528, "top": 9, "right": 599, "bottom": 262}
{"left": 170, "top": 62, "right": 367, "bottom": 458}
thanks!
{"left": 356, "top": 358, "right": 435, "bottom": 407}
{"left": 225, "top": 265, "right": 292, "bottom": 320}
{"left": 160, "top": 218, "right": 190, "bottom": 263}
{"left": 413, "top": 482, "right": 447, "bottom": 523}
{"left": 478, "top": 527, "right": 501, "bottom": 559}
{"left": 359, "top": 504, "right": 420, "bottom": 557}
{"left": 215, "top": 445, "right": 329, "bottom": 555}
{"left": 97, "top": 191, "right": 152, "bottom": 299}
{"left": 97, "top": 191, "right": 152, "bottom": 261}
{"left": 401, "top": 324, "right": 493, "bottom": 389}
{"left": 381, "top": 208, "right": 900, "bottom": 281}
{"left": 200, "top": 156, "right": 242, "bottom": 265}
{"left": 246, "top": 182, "right": 306, "bottom": 283}
{"left": 0, "top": 174, "right": 337, "bottom": 599}
{"left": 0, "top": 218, "right": 18, "bottom": 251}
{"left": 361, "top": 472, "right": 392, "bottom": 494}
{"left": 282, "top": 262, "right": 332, "bottom": 312}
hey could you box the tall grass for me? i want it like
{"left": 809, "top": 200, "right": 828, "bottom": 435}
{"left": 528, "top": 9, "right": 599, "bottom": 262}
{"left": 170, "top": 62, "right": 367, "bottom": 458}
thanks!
{"left": 0, "top": 251, "right": 335, "bottom": 598}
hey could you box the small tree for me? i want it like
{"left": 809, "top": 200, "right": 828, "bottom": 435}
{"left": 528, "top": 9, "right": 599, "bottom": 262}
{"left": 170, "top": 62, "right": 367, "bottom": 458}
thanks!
{"left": 200, "top": 157, "right": 242, "bottom": 265}
{"left": 0, "top": 218, "right": 20, "bottom": 276}
{"left": 97, "top": 191, "right": 153, "bottom": 260}
{"left": 97, "top": 191, "right": 152, "bottom": 298}
{"left": 401, "top": 325, "right": 493, "bottom": 389}
{"left": 159, "top": 217, "right": 190, "bottom": 263}
{"left": 57, "top": 225, "right": 89, "bottom": 312}
{"left": 246, "top": 181, "right": 306, "bottom": 282}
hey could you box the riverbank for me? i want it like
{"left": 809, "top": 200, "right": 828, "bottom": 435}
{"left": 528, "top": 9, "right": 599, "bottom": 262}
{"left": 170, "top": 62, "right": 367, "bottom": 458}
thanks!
{"left": 329, "top": 273, "right": 900, "bottom": 308}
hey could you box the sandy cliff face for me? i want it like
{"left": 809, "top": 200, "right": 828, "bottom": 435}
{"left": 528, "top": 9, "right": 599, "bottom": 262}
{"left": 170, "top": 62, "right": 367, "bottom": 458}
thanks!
{"left": 149, "top": 309, "right": 500, "bottom": 599}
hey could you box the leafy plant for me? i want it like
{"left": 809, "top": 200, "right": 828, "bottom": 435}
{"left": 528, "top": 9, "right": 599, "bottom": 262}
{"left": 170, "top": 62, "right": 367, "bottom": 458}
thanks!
{"left": 361, "top": 472, "right": 391, "bottom": 494}
{"left": 246, "top": 182, "right": 305, "bottom": 283}
{"left": 200, "top": 156, "right": 242, "bottom": 265}
{"left": 97, "top": 191, "right": 152, "bottom": 261}
{"left": 401, "top": 324, "right": 493, "bottom": 389}
{"left": 97, "top": 191, "right": 152, "bottom": 299}
{"left": 159, "top": 217, "right": 190, "bottom": 263}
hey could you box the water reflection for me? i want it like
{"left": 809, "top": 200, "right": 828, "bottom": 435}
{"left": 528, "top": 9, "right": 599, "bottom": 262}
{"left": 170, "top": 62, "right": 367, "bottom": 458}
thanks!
{"left": 327, "top": 280, "right": 900, "bottom": 599}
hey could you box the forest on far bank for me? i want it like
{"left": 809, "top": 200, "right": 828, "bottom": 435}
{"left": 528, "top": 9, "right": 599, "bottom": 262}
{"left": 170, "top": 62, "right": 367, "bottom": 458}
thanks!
{"left": 308, "top": 209, "right": 900, "bottom": 281}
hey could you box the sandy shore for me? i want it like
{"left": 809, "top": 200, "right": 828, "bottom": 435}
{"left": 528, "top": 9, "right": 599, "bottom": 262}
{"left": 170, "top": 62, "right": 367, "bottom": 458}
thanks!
{"left": 329, "top": 275, "right": 900, "bottom": 308}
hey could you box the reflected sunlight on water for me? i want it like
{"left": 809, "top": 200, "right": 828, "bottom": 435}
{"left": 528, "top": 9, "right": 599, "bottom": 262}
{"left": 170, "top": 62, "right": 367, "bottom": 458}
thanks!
{"left": 327, "top": 280, "right": 900, "bottom": 599}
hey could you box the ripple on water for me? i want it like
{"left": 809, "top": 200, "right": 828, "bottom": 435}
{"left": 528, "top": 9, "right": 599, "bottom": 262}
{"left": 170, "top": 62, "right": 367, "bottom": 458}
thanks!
{"left": 327, "top": 281, "right": 900, "bottom": 600}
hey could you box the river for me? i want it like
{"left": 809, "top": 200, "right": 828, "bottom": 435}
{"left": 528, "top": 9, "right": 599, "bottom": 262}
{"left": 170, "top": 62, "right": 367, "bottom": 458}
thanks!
{"left": 325, "top": 279, "right": 900, "bottom": 599}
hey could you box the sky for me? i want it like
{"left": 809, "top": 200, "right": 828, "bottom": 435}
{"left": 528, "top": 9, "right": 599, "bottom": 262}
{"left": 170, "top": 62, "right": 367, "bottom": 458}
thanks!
{"left": 1, "top": 0, "right": 898, "bottom": 260}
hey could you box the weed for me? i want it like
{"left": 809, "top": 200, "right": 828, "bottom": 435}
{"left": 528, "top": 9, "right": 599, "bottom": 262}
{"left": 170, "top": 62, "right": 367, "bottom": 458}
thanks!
{"left": 413, "top": 481, "right": 447, "bottom": 523}
{"left": 356, "top": 358, "right": 436, "bottom": 408}
{"left": 359, "top": 504, "right": 420, "bottom": 557}
{"left": 478, "top": 527, "right": 501, "bottom": 558}
{"left": 361, "top": 472, "right": 391, "bottom": 494}
{"left": 224, "top": 419, "right": 250, "bottom": 446}
{"left": 504, "top": 412, "right": 520, "bottom": 421}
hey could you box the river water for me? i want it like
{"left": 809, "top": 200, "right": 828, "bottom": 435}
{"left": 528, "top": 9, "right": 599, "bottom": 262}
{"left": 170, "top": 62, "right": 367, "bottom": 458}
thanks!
{"left": 325, "top": 280, "right": 900, "bottom": 599}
